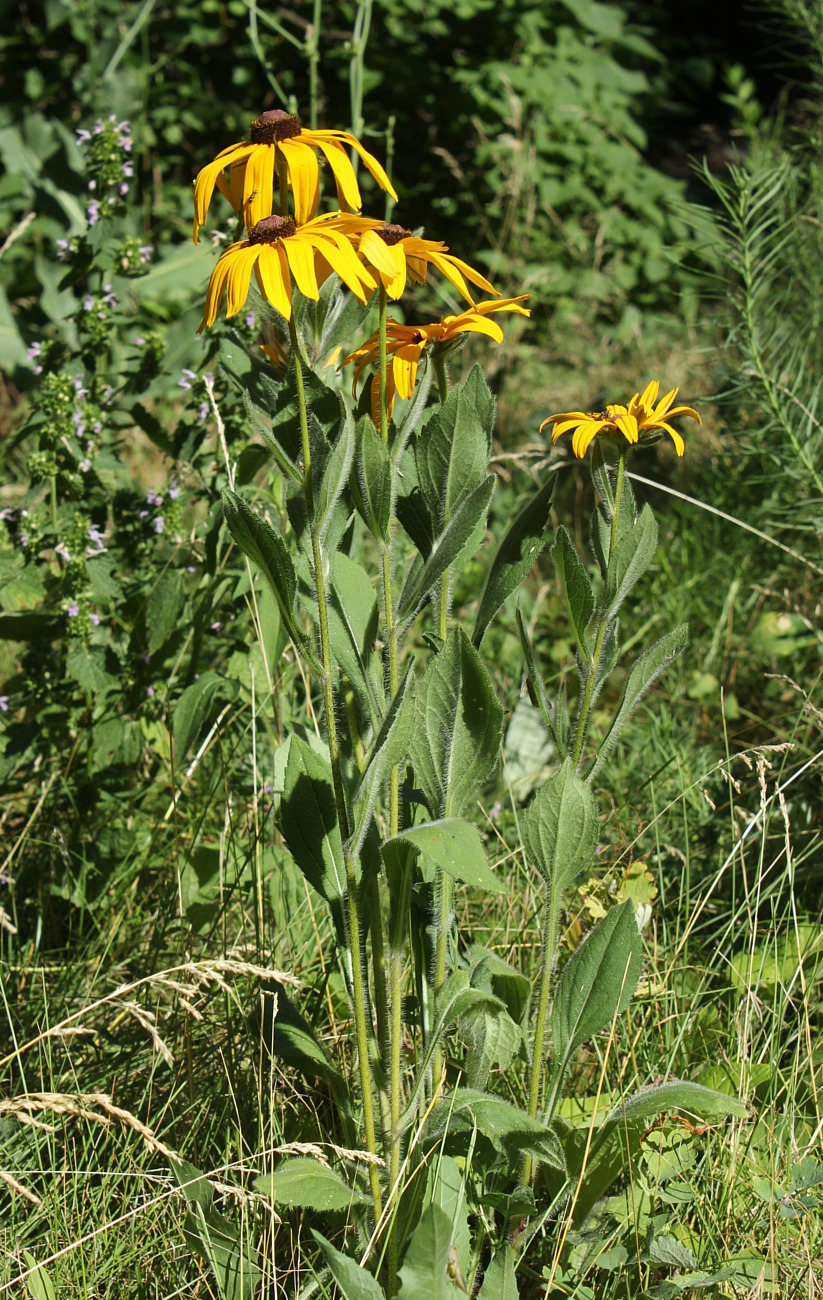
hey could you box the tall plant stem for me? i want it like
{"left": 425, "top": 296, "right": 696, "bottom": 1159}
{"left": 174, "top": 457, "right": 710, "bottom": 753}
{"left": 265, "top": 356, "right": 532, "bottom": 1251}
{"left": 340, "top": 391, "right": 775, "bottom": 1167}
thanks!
{"left": 378, "top": 287, "right": 400, "bottom": 827}
{"left": 429, "top": 348, "right": 452, "bottom": 1095}
{"left": 288, "top": 312, "right": 383, "bottom": 1222}
{"left": 571, "top": 448, "right": 627, "bottom": 768}
{"left": 386, "top": 850, "right": 413, "bottom": 1298}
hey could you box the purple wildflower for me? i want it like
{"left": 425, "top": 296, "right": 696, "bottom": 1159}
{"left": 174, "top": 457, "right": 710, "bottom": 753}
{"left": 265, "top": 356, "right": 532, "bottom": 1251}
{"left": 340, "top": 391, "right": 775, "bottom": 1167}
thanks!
{"left": 153, "top": 516, "right": 165, "bottom": 534}
{"left": 67, "top": 603, "right": 79, "bottom": 618}
{"left": 89, "top": 612, "right": 101, "bottom": 626}
{"left": 178, "top": 368, "right": 196, "bottom": 391}
{"left": 55, "top": 542, "right": 72, "bottom": 562}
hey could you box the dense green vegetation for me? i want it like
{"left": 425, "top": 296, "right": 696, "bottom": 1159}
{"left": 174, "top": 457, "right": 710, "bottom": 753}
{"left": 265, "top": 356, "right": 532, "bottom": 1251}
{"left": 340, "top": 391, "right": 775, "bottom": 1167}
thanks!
{"left": 1, "top": 2, "right": 822, "bottom": 1297}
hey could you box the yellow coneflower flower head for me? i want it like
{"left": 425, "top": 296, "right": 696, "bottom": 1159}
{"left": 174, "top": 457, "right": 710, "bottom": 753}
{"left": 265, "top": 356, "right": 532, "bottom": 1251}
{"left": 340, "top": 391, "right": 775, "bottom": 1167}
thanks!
{"left": 340, "top": 296, "right": 530, "bottom": 423}
{"left": 193, "top": 109, "right": 398, "bottom": 242}
{"left": 540, "top": 380, "right": 701, "bottom": 458}
{"left": 354, "top": 222, "right": 499, "bottom": 304}
{"left": 198, "top": 212, "right": 378, "bottom": 332}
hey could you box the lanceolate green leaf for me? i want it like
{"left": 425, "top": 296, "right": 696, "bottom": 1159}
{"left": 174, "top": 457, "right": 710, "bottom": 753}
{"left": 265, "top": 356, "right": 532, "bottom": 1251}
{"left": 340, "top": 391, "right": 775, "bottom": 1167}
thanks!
{"left": 409, "top": 627, "right": 503, "bottom": 818}
{"left": 350, "top": 662, "right": 416, "bottom": 854}
{"left": 428, "top": 1089, "right": 566, "bottom": 1169}
{"left": 478, "top": 1246, "right": 519, "bottom": 1300}
{"left": 315, "top": 408, "right": 355, "bottom": 543}
{"left": 552, "top": 525, "right": 594, "bottom": 661}
{"left": 605, "top": 502, "right": 658, "bottom": 616}
{"left": 174, "top": 1160, "right": 261, "bottom": 1300}
{"left": 222, "top": 490, "right": 316, "bottom": 668}
{"left": 473, "top": 477, "right": 555, "bottom": 648}
{"left": 352, "top": 415, "right": 393, "bottom": 542}
{"left": 397, "top": 1205, "right": 455, "bottom": 1300}
{"left": 588, "top": 623, "right": 688, "bottom": 780}
{"left": 551, "top": 901, "right": 642, "bottom": 1081}
{"left": 416, "top": 384, "right": 490, "bottom": 524}
{"left": 173, "top": 671, "right": 239, "bottom": 764}
{"left": 312, "top": 1231, "right": 386, "bottom": 1300}
{"left": 280, "top": 737, "right": 346, "bottom": 937}
{"left": 522, "top": 758, "right": 598, "bottom": 892}
{"left": 398, "top": 475, "right": 495, "bottom": 622}
{"left": 381, "top": 818, "right": 504, "bottom": 894}
{"left": 327, "top": 552, "right": 383, "bottom": 725}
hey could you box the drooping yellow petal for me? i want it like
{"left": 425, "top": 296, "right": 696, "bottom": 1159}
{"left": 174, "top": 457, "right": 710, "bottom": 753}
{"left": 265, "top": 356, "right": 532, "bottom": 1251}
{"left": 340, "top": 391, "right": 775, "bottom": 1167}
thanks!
{"left": 659, "top": 403, "right": 702, "bottom": 425}
{"left": 242, "top": 145, "right": 277, "bottom": 231}
{"left": 283, "top": 234, "right": 320, "bottom": 300}
{"left": 198, "top": 245, "right": 238, "bottom": 331}
{"left": 315, "top": 140, "right": 363, "bottom": 213}
{"left": 255, "top": 244, "right": 293, "bottom": 320}
{"left": 393, "top": 342, "right": 425, "bottom": 399}
{"left": 539, "top": 411, "right": 589, "bottom": 433}
{"left": 193, "top": 143, "right": 255, "bottom": 242}
{"left": 315, "top": 129, "right": 398, "bottom": 202}
{"left": 656, "top": 422, "right": 686, "bottom": 455}
{"left": 445, "top": 316, "right": 505, "bottom": 343}
{"left": 279, "top": 138, "right": 320, "bottom": 225}
{"left": 309, "top": 230, "right": 376, "bottom": 303}
{"left": 573, "top": 421, "right": 609, "bottom": 458}
{"left": 225, "top": 245, "right": 260, "bottom": 317}
{"left": 359, "top": 230, "right": 407, "bottom": 297}
{"left": 616, "top": 413, "right": 639, "bottom": 443}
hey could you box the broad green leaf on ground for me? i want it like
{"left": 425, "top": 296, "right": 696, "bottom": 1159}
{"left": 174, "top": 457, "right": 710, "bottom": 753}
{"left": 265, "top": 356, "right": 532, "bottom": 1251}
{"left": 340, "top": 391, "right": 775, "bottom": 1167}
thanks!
{"left": 174, "top": 1160, "right": 260, "bottom": 1300}
{"left": 397, "top": 1204, "right": 455, "bottom": 1300}
{"left": 254, "top": 1157, "right": 367, "bottom": 1211}
{"left": 473, "top": 477, "right": 555, "bottom": 647}
{"left": 147, "top": 570, "right": 185, "bottom": 653}
{"left": 312, "top": 1231, "right": 386, "bottom": 1300}
{"left": 22, "top": 1252, "right": 55, "bottom": 1300}
{"left": 409, "top": 627, "right": 502, "bottom": 819}
{"left": 478, "top": 1245, "right": 519, "bottom": 1299}
{"left": 588, "top": 624, "right": 688, "bottom": 780}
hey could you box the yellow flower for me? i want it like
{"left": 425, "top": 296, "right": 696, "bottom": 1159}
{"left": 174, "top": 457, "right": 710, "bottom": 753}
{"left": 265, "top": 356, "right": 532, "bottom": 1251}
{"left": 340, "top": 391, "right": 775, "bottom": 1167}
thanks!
{"left": 354, "top": 222, "right": 499, "bottom": 304}
{"left": 340, "top": 297, "right": 530, "bottom": 421}
{"left": 193, "top": 109, "right": 398, "bottom": 242}
{"left": 198, "top": 213, "right": 378, "bottom": 331}
{"left": 540, "top": 380, "right": 701, "bottom": 458}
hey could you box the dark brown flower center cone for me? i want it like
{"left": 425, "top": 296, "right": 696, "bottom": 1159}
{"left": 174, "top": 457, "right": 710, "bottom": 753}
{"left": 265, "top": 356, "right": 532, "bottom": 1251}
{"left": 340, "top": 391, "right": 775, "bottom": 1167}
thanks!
{"left": 249, "top": 215, "right": 297, "bottom": 243}
{"left": 250, "top": 110, "right": 303, "bottom": 144}
{"left": 377, "top": 223, "right": 411, "bottom": 246}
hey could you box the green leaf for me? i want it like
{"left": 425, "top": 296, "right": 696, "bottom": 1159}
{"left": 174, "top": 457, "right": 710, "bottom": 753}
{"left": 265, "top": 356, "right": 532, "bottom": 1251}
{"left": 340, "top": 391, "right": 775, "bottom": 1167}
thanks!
{"left": 280, "top": 737, "right": 345, "bottom": 936}
{"left": 316, "top": 409, "right": 355, "bottom": 543}
{"left": 65, "top": 646, "right": 118, "bottom": 695}
{"left": 398, "top": 475, "right": 495, "bottom": 621}
{"left": 478, "top": 1246, "right": 519, "bottom": 1300}
{"left": 605, "top": 502, "right": 657, "bottom": 615}
{"left": 416, "top": 384, "right": 489, "bottom": 524}
{"left": 0, "top": 285, "right": 28, "bottom": 369}
{"left": 522, "top": 758, "right": 598, "bottom": 890}
{"left": 551, "top": 901, "right": 642, "bottom": 1081}
{"left": 428, "top": 1089, "right": 566, "bottom": 1168}
{"left": 382, "top": 818, "right": 504, "bottom": 893}
{"left": 173, "top": 672, "right": 239, "bottom": 764}
{"left": 351, "top": 662, "right": 416, "bottom": 853}
{"left": 296, "top": 275, "right": 373, "bottom": 361}
{"left": 254, "top": 1157, "right": 366, "bottom": 1211}
{"left": 173, "top": 1160, "right": 260, "bottom": 1300}
{"left": 409, "top": 627, "right": 503, "bottom": 818}
{"left": 352, "top": 415, "right": 393, "bottom": 542}
{"left": 146, "top": 570, "right": 186, "bottom": 654}
{"left": 607, "top": 1080, "right": 748, "bottom": 1127}
{"left": 473, "top": 477, "right": 555, "bottom": 648}
{"left": 254, "top": 980, "right": 347, "bottom": 1095}
{"left": 312, "top": 1232, "right": 386, "bottom": 1299}
{"left": 327, "top": 552, "right": 382, "bottom": 724}
{"left": 461, "top": 998, "right": 523, "bottom": 1090}
{"left": 552, "top": 526, "right": 594, "bottom": 661}
{"left": 423, "top": 1155, "right": 470, "bottom": 1286}
{"left": 22, "top": 1251, "right": 56, "bottom": 1300}
{"left": 589, "top": 624, "right": 688, "bottom": 780}
{"left": 398, "top": 1204, "right": 455, "bottom": 1300}
{"left": 646, "top": 1237, "right": 698, "bottom": 1268}
{"left": 222, "top": 490, "right": 315, "bottom": 667}
{"left": 515, "top": 606, "right": 561, "bottom": 747}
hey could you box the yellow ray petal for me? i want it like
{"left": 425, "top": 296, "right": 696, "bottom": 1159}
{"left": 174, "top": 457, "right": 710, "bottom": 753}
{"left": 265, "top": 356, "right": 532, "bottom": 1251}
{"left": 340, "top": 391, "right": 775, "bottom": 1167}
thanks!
{"left": 243, "top": 146, "right": 276, "bottom": 232}
{"left": 446, "top": 316, "right": 504, "bottom": 343}
{"left": 661, "top": 404, "right": 702, "bottom": 425}
{"left": 638, "top": 379, "right": 659, "bottom": 410}
{"left": 392, "top": 342, "right": 425, "bottom": 399}
{"left": 615, "top": 413, "right": 639, "bottom": 443}
{"left": 225, "top": 245, "right": 260, "bottom": 317}
{"left": 359, "top": 230, "right": 407, "bottom": 297}
{"left": 652, "top": 386, "right": 678, "bottom": 418}
{"left": 193, "top": 144, "right": 255, "bottom": 242}
{"left": 283, "top": 234, "right": 320, "bottom": 300}
{"left": 310, "top": 231, "right": 376, "bottom": 303}
{"left": 198, "top": 246, "right": 237, "bottom": 331}
{"left": 656, "top": 422, "right": 686, "bottom": 456}
{"left": 255, "top": 244, "right": 292, "bottom": 320}
{"left": 316, "top": 141, "right": 363, "bottom": 212}
{"left": 279, "top": 138, "right": 320, "bottom": 225}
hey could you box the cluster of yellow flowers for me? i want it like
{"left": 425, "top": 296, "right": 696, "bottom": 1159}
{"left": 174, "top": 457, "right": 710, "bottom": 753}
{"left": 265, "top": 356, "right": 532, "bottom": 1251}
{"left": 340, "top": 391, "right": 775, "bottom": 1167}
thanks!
{"left": 193, "top": 109, "right": 700, "bottom": 453}
{"left": 193, "top": 108, "right": 529, "bottom": 417}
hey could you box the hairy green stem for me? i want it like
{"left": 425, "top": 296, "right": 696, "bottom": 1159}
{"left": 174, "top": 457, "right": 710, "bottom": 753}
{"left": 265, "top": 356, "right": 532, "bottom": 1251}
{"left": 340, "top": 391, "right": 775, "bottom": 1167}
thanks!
{"left": 522, "top": 897, "right": 555, "bottom": 1185}
{"left": 571, "top": 448, "right": 627, "bottom": 767}
{"left": 289, "top": 312, "right": 383, "bottom": 1221}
